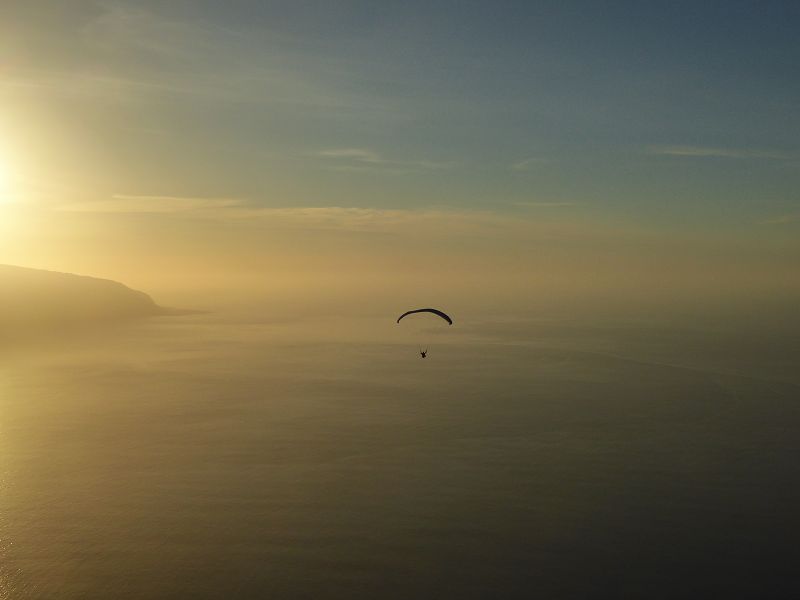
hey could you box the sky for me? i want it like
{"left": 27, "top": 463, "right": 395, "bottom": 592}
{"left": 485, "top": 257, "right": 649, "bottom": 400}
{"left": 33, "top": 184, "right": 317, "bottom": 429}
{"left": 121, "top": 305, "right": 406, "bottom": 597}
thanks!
{"left": 1, "top": 1, "right": 798, "bottom": 316}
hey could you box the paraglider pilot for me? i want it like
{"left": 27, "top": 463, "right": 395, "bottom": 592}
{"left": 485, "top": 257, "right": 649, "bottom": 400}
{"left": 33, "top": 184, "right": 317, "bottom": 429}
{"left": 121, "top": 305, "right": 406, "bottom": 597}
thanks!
{"left": 397, "top": 308, "right": 452, "bottom": 359}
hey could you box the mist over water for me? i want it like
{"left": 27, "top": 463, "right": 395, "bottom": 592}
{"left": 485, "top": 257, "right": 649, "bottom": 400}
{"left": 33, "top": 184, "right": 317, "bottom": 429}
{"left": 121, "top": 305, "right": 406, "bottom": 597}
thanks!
{"left": 3, "top": 0, "right": 800, "bottom": 596}
{"left": 1, "top": 305, "right": 799, "bottom": 599}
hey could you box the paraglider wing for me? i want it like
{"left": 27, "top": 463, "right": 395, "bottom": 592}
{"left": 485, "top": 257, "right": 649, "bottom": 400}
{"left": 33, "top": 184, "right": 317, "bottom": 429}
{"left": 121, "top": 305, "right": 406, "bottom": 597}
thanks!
{"left": 396, "top": 308, "right": 453, "bottom": 325}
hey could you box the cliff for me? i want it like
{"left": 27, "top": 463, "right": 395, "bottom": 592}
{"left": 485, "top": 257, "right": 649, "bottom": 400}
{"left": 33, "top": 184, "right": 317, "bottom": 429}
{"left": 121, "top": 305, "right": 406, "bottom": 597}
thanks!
{"left": 0, "top": 265, "right": 164, "bottom": 332}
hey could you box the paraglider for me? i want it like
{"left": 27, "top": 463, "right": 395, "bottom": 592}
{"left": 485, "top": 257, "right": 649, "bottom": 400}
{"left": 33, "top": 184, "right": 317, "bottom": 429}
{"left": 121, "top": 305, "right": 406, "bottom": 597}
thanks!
{"left": 396, "top": 308, "right": 453, "bottom": 325}
{"left": 396, "top": 308, "right": 453, "bottom": 358}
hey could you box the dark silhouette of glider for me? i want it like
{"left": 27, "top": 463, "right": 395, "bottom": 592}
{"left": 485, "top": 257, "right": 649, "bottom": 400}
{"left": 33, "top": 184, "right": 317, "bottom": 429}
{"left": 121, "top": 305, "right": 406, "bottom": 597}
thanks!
{"left": 420, "top": 348, "right": 427, "bottom": 358}
{"left": 396, "top": 308, "right": 453, "bottom": 325}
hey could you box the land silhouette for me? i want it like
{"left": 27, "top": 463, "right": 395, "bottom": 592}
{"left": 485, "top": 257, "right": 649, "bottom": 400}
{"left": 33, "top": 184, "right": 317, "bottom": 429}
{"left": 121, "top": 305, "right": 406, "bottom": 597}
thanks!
{"left": 0, "top": 264, "right": 171, "bottom": 339}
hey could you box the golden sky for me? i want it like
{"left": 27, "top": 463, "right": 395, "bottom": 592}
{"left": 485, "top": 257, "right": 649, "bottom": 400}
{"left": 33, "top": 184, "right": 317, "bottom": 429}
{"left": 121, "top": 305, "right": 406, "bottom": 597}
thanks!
{"left": 1, "top": 2, "right": 798, "bottom": 319}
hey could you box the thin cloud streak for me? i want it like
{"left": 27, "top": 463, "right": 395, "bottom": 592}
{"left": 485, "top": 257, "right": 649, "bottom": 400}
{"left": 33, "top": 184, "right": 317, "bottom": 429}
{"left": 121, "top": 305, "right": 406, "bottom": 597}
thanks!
{"left": 52, "top": 196, "right": 571, "bottom": 234}
{"left": 510, "top": 157, "right": 549, "bottom": 171}
{"left": 647, "top": 145, "right": 791, "bottom": 160}
{"left": 760, "top": 213, "right": 800, "bottom": 225}
{"left": 2, "top": 3, "right": 403, "bottom": 118}
{"left": 316, "top": 148, "right": 454, "bottom": 172}
{"left": 60, "top": 195, "right": 243, "bottom": 213}
{"left": 514, "top": 201, "right": 577, "bottom": 208}
{"left": 318, "top": 148, "right": 383, "bottom": 163}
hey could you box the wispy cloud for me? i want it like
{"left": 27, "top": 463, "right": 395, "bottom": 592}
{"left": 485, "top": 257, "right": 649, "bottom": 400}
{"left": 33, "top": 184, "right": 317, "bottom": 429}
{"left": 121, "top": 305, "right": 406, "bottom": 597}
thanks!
{"left": 647, "top": 145, "right": 791, "bottom": 160}
{"left": 316, "top": 148, "right": 454, "bottom": 173}
{"left": 760, "top": 213, "right": 800, "bottom": 225}
{"left": 513, "top": 201, "right": 577, "bottom": 208}
{"left": 510, "top": 157, "right": 548, "bottom": 171}
{"left": 59, "top": 195, "right": 243, "bottom": 213}
{"left": 3, "top": 3, "right": 400, "bottom": 118}
{"left": 317, "top": 148, "right": 384, "bottom": 163}
{"left": 53, "top": 195, "right": 543, "bottom": 235}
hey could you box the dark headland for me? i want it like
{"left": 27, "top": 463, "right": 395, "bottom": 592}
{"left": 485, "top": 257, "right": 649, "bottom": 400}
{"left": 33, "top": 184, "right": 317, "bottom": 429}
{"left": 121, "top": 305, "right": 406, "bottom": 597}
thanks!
{"left": 0, "top": 264, "right": 174, "bottom": 336}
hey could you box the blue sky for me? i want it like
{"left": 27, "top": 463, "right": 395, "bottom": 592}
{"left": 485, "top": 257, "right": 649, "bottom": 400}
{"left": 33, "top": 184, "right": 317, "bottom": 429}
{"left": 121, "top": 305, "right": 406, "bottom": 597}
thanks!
{"left": 2, "top": 1, "right": 799, "bottom": 227}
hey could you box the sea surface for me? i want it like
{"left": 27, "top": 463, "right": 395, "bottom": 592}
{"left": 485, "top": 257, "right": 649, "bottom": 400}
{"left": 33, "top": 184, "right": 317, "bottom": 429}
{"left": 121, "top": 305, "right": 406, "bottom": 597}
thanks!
{"left": 1, "top": 312, "right": 799, "bottom": 599}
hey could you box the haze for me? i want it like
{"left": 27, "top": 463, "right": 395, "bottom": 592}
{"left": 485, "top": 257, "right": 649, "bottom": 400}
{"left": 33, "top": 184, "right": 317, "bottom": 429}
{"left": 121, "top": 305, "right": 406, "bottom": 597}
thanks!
{"left": 1, "top": 2, "right": 799, "bottom": 598}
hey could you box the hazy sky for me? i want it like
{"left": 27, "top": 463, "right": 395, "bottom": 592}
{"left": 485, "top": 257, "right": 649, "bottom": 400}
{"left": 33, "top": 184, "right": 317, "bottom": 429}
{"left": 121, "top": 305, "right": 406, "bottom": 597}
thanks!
{"left": 1, "top": 1, "right": 798, "bottom": 312}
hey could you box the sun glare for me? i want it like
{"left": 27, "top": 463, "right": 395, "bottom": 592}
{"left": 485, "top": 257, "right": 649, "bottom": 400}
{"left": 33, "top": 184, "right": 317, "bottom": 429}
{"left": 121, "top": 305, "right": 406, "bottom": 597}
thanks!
{"left": 0, "top": 159, "right": 12, "bottom": 203}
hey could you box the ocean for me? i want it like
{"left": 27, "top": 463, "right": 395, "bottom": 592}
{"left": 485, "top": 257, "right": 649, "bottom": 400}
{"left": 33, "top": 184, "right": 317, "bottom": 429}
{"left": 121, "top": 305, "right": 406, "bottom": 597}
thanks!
{"left": 1, "top": 311, "right": 798, "bottom": 598}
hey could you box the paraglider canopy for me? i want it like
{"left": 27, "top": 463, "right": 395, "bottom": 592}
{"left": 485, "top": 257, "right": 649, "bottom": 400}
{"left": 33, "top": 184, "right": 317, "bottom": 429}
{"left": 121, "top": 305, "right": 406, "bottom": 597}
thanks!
{"left": 396, "top": 308, "right": 453, "bottom": 325}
